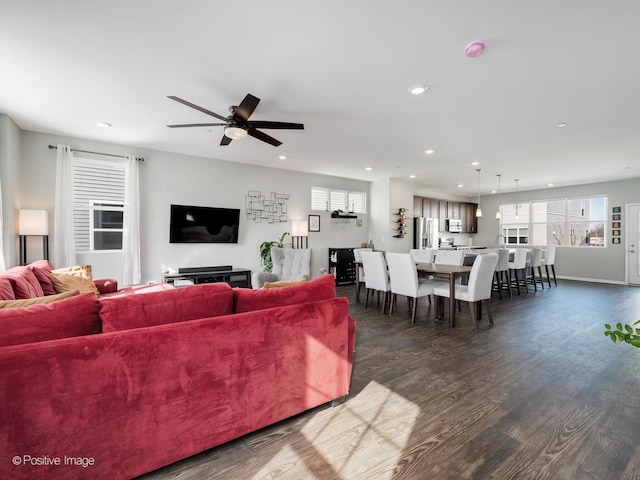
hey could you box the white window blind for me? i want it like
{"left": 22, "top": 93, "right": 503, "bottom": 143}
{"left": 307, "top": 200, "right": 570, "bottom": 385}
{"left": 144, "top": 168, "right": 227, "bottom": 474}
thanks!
{"left": 72, "top": 159, "right": 125, "bottom": 251}
{"left": 311, "top": 187, "right": 367, "bottom": 213}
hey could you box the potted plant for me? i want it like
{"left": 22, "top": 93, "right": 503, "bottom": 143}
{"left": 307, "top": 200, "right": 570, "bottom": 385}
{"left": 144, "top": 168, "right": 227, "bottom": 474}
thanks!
{"left": 604, "top": 320, "right": 640, "bottom": 348}
{"left": 259, "top": 232, "right": 292, "bottom": 272}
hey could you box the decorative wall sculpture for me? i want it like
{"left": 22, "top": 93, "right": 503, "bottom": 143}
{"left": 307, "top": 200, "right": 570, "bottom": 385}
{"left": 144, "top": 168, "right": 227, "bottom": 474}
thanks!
{"left": 245, "top": 190, "right": 289, "bottom": 223}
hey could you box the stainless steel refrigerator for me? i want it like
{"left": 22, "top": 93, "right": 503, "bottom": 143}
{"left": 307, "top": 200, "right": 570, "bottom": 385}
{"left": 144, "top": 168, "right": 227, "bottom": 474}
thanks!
{"left": 414, "top": 217, "right": 439, "bottom": 249}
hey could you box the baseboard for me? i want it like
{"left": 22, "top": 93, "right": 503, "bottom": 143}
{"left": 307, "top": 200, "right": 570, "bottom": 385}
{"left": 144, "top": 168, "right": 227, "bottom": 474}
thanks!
{"left": 556, "top": 275, "right": 627, "bottom": 285}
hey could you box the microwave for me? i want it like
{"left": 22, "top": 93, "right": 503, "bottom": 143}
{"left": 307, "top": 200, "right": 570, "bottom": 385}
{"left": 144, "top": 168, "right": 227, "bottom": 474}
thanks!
{"left": 447, "top": 218, "right": 462, "bottom": 232}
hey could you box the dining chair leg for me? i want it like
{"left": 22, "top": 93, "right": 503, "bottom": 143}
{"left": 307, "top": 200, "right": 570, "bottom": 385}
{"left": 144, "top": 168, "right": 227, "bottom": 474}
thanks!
{"left": 468, "top": 301, "right": 478, "bottom": 332}
{"left": 494, "top": 272, "right": 503, "bottom": 299}
{"left": 504, "top": 271, "right": 512, "bottom": 298}
{"left": 551, "top": 265, "right": 557, "bottom": 286}
{"left": 537, "top": 266, "right": 545, "bottom": 289}
{"left": 389, "top": 293, "right": 395, "bottom": 315}
{"left": 381, "top": 291, "right": 388, "bottom": 314}
{"left": 531, "top": 267, "right": 538, "bottom": 291}
{"left": 484, "top": 299, "right": 494, "bottom": 326}
{"left": 411, "top": 297, "right": 418, "bottom": 323}
{"left": 545, "top": 265, "right": 552, "bottom": 287}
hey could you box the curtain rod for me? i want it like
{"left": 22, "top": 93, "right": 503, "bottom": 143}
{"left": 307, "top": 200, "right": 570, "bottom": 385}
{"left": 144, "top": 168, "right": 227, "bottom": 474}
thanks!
{"left": 48, "top": 144, "right": 144, "bottom": 162}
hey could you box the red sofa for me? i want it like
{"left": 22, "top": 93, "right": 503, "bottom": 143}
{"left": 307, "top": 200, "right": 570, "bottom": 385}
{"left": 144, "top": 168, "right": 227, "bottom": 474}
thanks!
{"left": 0, "top": 274, "right": 355, "bottom": 480}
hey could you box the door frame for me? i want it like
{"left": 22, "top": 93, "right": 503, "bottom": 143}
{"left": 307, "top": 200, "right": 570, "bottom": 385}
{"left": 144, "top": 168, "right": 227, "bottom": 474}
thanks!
{"left": 625, "top": 203, "right": 640, "bottom": 285}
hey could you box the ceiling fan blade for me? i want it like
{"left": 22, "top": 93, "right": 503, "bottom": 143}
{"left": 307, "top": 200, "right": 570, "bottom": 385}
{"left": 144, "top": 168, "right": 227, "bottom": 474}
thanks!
{"left": 167, "top": 123, "right": 226, "bottom": 128}
{"left": 167, "top": 96, "right": 227, "bottom": 121}
{"left": 234, "top": 94, "right": 260, "bottom": 122}
{"left": 220, "top": 135, "right": 233, "bottom": 146}
{"left": 246, "top": 121, "right": 304, "bottom": 130}
{"left": 247, "top": 128, "right": 282, "bottom": 147}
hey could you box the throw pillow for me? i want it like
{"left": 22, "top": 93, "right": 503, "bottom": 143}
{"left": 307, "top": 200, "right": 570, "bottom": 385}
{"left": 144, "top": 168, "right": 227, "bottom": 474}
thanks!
{"left": 100, "top": 282, "right": 234, "bottom": 332}
{"left": 263, "top": 278, "right": 307, "bottom": 289}
{"left": 234, "top": 274, "right": 336, "bottom": 313}
{"left": 29, "top": 259, "right": 56, "bottom": 295}
{"left": 0, "top": 292, "right": 102, "bottom": 347}
{"left": 0, "top": 278, "right": 15, "bottom": 300}
{"left": 51, "top": 265, "right": 100, "bottom": 295}
{"left": 0, "top": 267, "right": 45, "bottom": 299}
{"left": 0, "top": 289, "right": 79, "bottom": 309}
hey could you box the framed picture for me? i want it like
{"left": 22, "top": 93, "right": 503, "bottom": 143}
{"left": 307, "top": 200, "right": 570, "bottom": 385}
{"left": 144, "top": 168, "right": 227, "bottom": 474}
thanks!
{"left": 612, "top": 238, "right": 621, "bottom": 244}
{"left": 612, "top": 206, "right": 622, "bottom": 213}
{"left": 612, "top": 222, "right": 620, "bottom": 229}
{"left": 308, "top": 214, "right": 320, "bottom": 232}
{"left": 612, "top": 214, "right": 621, "bottom": 221}
{"left": 612, "top": 229, "right": 620, "bottom": 237}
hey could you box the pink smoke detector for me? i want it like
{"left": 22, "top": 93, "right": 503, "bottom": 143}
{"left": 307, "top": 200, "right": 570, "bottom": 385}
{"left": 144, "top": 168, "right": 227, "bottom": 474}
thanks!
{"left": 464, "top": 41, "right": 485, "bottom": 57}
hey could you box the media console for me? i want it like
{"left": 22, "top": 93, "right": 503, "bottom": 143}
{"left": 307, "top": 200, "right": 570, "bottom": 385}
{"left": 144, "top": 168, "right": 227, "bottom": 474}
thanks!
{"left": 162, "top": 266, "right": 252, "bottom": 288}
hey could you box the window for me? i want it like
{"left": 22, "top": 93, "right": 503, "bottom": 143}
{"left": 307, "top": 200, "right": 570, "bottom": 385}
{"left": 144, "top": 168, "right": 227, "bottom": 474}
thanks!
{"left": 311, "top": 187, "right": 366, "bottom": 214}
{"left": 72, "top": 159, "right": 125, "bottom": 251}
{"left": 499, "top": 195, "right": 607, "bottom": 247}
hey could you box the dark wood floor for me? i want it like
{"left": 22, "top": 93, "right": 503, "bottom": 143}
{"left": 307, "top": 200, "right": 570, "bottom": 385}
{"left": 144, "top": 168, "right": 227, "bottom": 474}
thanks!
{"left": 140, "top": 280, "right": 640, "bottom": 480}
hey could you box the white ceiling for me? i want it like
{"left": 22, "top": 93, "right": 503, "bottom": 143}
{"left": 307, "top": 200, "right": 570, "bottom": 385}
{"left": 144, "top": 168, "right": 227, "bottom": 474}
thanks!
{"left": 2, "top": 0, "right": 640, "bottom": 196}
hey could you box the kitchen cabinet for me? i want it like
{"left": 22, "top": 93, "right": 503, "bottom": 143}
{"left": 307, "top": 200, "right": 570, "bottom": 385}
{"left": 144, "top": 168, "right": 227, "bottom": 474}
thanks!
{"left": 460, "top": 202, "right": 478, "bottom": 233}
{"left": 447, "top": 202, "right": 461, "bottom": 219}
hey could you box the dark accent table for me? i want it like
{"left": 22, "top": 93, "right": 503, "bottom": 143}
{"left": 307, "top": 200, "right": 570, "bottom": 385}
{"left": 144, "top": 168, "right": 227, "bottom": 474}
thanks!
{"left": 162, "top": 268, "right": 251, "bottom": 288}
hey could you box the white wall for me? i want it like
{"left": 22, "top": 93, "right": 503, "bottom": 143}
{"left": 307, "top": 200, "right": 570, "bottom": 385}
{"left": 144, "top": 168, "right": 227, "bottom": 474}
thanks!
{"left": 19, "top": 130, "right": 370, "bottom": 284}
{"left": 474, "top": 177, "right": 640, "bottom": 283}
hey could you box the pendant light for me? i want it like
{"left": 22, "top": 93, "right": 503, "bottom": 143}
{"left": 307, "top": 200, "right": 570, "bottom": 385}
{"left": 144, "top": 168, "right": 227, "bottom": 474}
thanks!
{"left": 495, "top": 174, "right": 502, "bottom": 219}
{"left": 514, "top": 179, "right": 520, "bottom": 220}
{"left": 475, "top": 169, "right": 482, "bottom": 217}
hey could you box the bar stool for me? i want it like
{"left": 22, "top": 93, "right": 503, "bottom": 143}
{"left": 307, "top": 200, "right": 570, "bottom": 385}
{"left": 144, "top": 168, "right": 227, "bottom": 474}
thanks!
{"left": 493, "top": 248, "right": 512, "bottom": 299}
{"left": 508, "top": 249, "right": 528, "bottom": 295}
{"left": 525, "top": 248, "right": 545, "bottom": 291}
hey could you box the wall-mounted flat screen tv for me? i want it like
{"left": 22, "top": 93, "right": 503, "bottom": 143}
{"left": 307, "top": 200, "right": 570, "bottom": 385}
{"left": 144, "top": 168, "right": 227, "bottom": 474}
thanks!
{"left": 170, "top": 204, "right": 240, "bottom": 243}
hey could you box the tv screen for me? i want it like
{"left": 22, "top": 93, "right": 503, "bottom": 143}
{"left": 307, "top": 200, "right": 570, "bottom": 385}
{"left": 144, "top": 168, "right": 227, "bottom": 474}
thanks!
{"left": 170, "top": 204, "right": 240, "bottom": 244}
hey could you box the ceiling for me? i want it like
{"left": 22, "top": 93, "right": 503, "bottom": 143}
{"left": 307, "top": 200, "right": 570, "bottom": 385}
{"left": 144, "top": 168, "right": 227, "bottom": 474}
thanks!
{"left": 2, "top": 1, "right": 640, "bottom": 197}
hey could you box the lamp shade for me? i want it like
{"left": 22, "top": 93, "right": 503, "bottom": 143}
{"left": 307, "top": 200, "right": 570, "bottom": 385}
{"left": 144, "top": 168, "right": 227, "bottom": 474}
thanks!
{"left": 19, "top": 209, "right": 48, "bottom": 235}
{"left": 291, "top": 220, "right": 308, "bottom": 236}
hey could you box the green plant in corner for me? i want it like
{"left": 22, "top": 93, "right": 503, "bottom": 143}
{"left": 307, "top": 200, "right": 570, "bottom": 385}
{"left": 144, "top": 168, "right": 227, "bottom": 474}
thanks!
{"left": 259, "top": 232, "right": 292, "bottom": 272}
{"left": 604, "top": 320, "right": 640, "bottom": 348}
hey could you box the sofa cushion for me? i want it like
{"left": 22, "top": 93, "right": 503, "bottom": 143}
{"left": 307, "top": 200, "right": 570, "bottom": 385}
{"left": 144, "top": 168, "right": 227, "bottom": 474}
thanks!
{"left": 51, "top": 265, "right": 100, "bottom": 295}
{"left": 234, "top": 274, "right": 336, "bottom": 313}
{"left": 0, "top": 289, "right": 79, "bottom": 309}
{"left": 0, "top": 266, "right": 45, "bottom": 299}
{"left": 0, "top": 292, "right": 101, "bottom": 347}
{"left": 29, "top": 259, "right": 56, "bottom": 295}
{"left": 100, "top": 282, "right": 234, "bottom": 332}
{"left": 263, "top": 278, "right": 307, "bottom": 289}
{"left": 0, "top": 278, "right": 15, "bottom": 300}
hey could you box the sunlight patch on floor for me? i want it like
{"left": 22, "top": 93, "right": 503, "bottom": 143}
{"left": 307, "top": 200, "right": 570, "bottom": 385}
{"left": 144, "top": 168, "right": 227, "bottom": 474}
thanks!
{"left": 251, "top": 381, "right": 420, "bottom": 479}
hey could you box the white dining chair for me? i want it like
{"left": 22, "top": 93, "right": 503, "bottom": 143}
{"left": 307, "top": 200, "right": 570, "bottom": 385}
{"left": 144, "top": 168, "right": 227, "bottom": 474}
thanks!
{"left": 360, "top": 251, "right": 391, "bottom": 313}
{"left": 493, "top": 248, "right": 512, "bottom": 299}
{"left": 353, "top": 247, "right": 372, "bottom": 301}
{"left": 434, "top": 249, "right": 465, "bottom": 266}
{"left": 386, "top": 252, "right": 436, "bottom": 323}
{"left": 409, "top": 248, "right": 433, "bottom": 264}
{"left": 542, "top": 246, "right": 557, "bottom": 286}
{"left": 433, "top": 253, "right": 499, "bottom": 332}
{"left": 508, "top": 248, "right": 528, "bottom": 295}
{"left": 525, "top": 247, "right": 544, "bottom": 291}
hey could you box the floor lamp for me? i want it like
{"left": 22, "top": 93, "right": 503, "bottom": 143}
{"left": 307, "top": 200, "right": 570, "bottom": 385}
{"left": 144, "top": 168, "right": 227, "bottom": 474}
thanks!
{"left": 291, "top": 220, "right": 309, "bottom": 249}
{"left": 19, "top": 209, "right": 49, "bottom": 266}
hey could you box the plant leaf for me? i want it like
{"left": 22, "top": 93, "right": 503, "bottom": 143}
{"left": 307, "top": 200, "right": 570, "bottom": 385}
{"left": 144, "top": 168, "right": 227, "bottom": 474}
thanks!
{"left": 630, "top": 338, "right": 640, "bottom": 348}
{"left": 616, "top": 322, "right": 623, "bottom": 331}
{"left": 625, "top": 324, "right": 634, "bottom": 334}
{"left": 604, "top": 323, "right": 611, "bottom": 330}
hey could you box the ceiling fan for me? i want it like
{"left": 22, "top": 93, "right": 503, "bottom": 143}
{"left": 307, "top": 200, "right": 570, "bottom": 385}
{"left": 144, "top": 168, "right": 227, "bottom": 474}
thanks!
{"left": 167, "top": 93, "right": 304, "bottom": 147}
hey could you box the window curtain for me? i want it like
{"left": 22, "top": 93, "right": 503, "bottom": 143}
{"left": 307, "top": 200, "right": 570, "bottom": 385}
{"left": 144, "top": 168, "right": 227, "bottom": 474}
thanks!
{"left": 53, "top": 144, "right": 75, "bottom": 267}
{"left": 122, "top": 155, "right": 140, "bottom": 286}
{"left": 0, "top": 173, "right": 6, "bottom": 272}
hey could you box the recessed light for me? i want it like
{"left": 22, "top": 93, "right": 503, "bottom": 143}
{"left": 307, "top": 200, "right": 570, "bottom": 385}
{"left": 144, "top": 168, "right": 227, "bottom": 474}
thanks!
{"left": 547, "top": 183, "right": 554, "bottom": 187}
{"left": 471, "top": 161, "right": 480, "bottom": 166}
{"left": 409, "top": 84, "right": 428, "bottom": 95}
{"left": 365, "top": 167, "right": 373, "bottom": 171}
{"left": 424, "top": 149, "right": 436, "bottom": 155}
{"left": 409, "top": 174, "right": 416, "bottom": 179}
{"left": 557, "top": 122, "right": 568, "bottom": 128}
{"left": 456, "top": 184, "right": 464, "bottom": 188}
{"left": 278, "top": 155, "right": 287, "bottom": 160}
{"left": 491, "top": 190, "right": 497, "bottom": 194}
{"left": 96, "top": 122, "right": 112, "bottom": 128}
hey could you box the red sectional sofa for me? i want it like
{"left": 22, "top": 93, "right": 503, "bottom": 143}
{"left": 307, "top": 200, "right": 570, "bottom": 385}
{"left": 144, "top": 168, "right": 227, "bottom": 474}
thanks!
{"left": 0, "top": 274, "right": 355, "bottom": 480}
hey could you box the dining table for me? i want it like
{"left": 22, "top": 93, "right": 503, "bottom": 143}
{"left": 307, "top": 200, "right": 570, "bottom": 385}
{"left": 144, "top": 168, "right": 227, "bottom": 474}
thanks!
{"left": 416, "top": 262, "right": 472, "bottom": 328}
{"left": 353, "top": 258, "right": 472, "bottom": 327}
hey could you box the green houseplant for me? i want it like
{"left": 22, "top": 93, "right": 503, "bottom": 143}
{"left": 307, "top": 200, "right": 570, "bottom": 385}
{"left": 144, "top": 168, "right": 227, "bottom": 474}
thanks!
{"left": 604, "top": 320, "right": 640, "bottom": 348}
{"left": 259, "top": 232, "right": 292, "bottom": 272}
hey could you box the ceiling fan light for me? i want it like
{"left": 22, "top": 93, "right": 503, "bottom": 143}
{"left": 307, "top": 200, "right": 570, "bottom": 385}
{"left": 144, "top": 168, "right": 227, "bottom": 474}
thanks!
{"left": 224, "top": 126, "right": 248, "bottom": 140}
